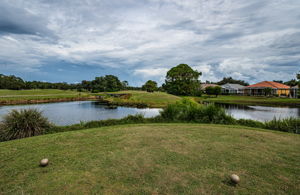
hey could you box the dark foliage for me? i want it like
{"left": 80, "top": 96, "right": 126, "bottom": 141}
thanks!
{"left": 205, "top": 86, "right": 222, "bottom": 97}
{"left": 142, "top": 80, "right": 158, "bottom": 92}
{"left": 217, "top": 77, "right": 249, "bottom": 86}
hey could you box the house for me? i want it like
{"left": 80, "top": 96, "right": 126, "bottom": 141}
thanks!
{"left": 244, "top": 81, "right": 290, "bottom": 96}
{"left": 290, "top": 85, "right": 299, "bottom": 98}
{"left": 220, "top": 83, "right": 245, "bottom": 94}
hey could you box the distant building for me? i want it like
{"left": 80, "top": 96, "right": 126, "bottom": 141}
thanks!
{"left": 244, "top": 81, "right": 290, "bottom": 96}
{"left": 290, "top": 85, "right": 299, "bottom": 98}
{"left": 220, "top": 83, "right": 245, "bottom": 94}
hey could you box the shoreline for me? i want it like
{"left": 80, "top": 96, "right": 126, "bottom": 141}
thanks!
{"left": 0, "top": 97, "right": 99, "bottom": 106}
{"left": 201, "top": 100, "right": 300, "bottom": 107}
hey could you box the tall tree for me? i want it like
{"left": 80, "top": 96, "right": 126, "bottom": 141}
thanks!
{"left": 142, "top": 80, "right": 157, "bottom": 92}
{"left": 164, "top": 64, "right": 201, "bottom": 96}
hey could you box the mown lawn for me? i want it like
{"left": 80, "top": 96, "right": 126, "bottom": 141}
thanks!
{"left": 0, "top": 89, "right": 79, "bottom": 96}
{"left": 1, "top": 124, "right": 299, "bottom": 194}
{"left": 0, "top": 89, "right": 91, "bottom": 104}
{"left": 99, "top": 90, "right": 181, "bottom": 107}
{"left": 194, "top": 95, "right": 300, "bottom": 106}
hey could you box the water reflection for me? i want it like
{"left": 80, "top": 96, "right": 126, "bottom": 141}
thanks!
{"left": 216, "top": 103, "right": 300, "bottom": 122}
{"left": 0, "top": 101, "right": 161, "bottom": 126}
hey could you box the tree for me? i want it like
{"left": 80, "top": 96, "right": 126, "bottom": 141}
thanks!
{"left": 206, "top": 86, "right": 221, "bottom": 97}
{"left": 0, "top": 74, "right": 25, "bottom": 90}
{"left": 213, "top": 86, "right": 222, "bottom": 97}
{"left": 164, "top": 64, "right": 201, "bottom": 96}
{"left": 142, "top": 80, "right": 157, "bottom": 92}
{"left": 284, "top": 79, "right": 299, "bottom": 87}
{"left": 90, "top": 75, "right": 123, "bottom": 92}
{"left": 121, "top": 81, "right": 129, "bottom": 89}
{"left": 263, "top": 87, "right": 272, "bottom": 96}
{"left": 217, "top": 77, "right": 249, "bottom": 86}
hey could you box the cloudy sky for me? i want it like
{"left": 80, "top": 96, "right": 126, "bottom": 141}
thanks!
{"left": 0, "top": 0, "right": 299, "bottom": 86}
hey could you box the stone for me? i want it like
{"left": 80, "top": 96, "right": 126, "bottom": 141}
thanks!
{"left": 40, "top": 158, "right": 49, "bottom": 167}
{"left": 230, "top": 174, "right": 240, "bottom": 184}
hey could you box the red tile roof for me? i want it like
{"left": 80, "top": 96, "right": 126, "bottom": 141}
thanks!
{"left": 246, "top": 81, "right": 290, "bottom": 89}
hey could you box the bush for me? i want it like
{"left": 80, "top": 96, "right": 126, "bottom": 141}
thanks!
{"left": 196, "top": 104, "right": 236, "bottom": 124}
{"left": 160, "top": 98, "right": 235, "bottom": 124}
{"left": 0, "top": 109, "right": 52, "bottom": 141}
{"left": 237, "top": 119, "right": 265, "bottom": 128}
{"left": 265, "top": 117, "right": 300, "bottom": 134}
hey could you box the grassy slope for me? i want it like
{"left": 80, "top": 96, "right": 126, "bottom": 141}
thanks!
{"left": 100, "top": 90, "right": 181, "bottom": 108}
{"left": 0, "top": 89, "right": 91, "bottom": 102}
{"left": 1, "top": 124, "right": 299, "bottom": 194}
{"left": 194, "top": 95, "right": 300, "bottom": 106}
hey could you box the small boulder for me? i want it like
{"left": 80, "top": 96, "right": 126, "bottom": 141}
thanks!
{"left": 230, "top": 174, "right": 240, "bottom": 184}
{"left": 40, "top": 158, "right": 49, "bottom": 167}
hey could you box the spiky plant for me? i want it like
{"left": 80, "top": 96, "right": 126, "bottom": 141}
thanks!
{"left": 0, "top": 109, "right": 52, "bottom": 141}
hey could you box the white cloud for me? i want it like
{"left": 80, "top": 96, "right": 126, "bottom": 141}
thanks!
{"left": 133, "top": 68, "right": 168, "bottom": 78}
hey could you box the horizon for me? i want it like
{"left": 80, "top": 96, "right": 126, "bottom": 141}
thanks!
{"left": 1, "top": 0, "right": 300, "bottom": 86}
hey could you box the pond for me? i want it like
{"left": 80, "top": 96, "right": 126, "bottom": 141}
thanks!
{"left": 217, "top": 103, "right": 300, "bottom": 122}
{"left": 0, "top": 101, "right": 161, "bottom": 126}
{"left": 0, "top": 101, "right": 299, "bottom": 126}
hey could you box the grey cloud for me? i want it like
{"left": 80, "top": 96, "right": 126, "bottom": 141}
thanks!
{"left": 0, "top": 2, "right": 52, "bottom": 36}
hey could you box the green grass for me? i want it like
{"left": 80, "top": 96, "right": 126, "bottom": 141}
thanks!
{"left": 0, "top": 89, "right": 91, "bottom": 104}
{"left": 1, "top": 123, "right": 299, "bottom": 194}
{"left": 194, "top": 95, "right": 300, "bottom": 106}
{"left": 99, "top": 90, "right": 181, "bottom": 108}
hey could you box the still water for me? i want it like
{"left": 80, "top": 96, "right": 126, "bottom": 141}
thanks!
{"left": 0, "top": 101, "right": 299, "bottom": 125}
{"left": 0, "top": 101, "right": 161, "bottom": 125}
{"left": 217, "top": 103, "right": 300, "bottom": 122}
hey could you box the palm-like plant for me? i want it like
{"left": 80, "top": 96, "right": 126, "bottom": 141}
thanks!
{"left": 0, "top": 109, "right": 52, "bottom": 141}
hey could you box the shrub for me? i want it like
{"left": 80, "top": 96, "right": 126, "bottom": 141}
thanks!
{"left": 0, "top": 109, "right": 52, "bottom": 141}
{"left": 237, "top": 119, "right": 265, "bottom": 128}
{"left": 196, "top": 104, "right": 236, "bottom": 124}
{"left": 160, "top": 98, "right": 235, "bottom": 124}
{"left": 265, "top": 117, "right": 300, "bottom": 134}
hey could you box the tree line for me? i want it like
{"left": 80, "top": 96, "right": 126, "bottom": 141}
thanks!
{"left": 0, "top": 74, "right": 130, "bottom": 92}
{"left": 1, "top": 66, "right": 299, "bottom": 97}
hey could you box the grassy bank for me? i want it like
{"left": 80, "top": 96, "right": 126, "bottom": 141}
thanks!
{"left": 194, "top": 95, "right": 300, "bottom": 106}
{"left": 1, "top": 89, "right": 299, "bottom": 107}
{"left": 98, "top": 90, "right": 181, "bottom": 108}
{"left": 0, "top": 89, "right": 94, "bottom": 105}
{"left": 1, "top": 124, "right": 299, "bottom": 194}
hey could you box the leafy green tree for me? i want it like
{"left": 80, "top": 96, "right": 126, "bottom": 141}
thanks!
{"left": 206, "top": 86, "right": 221, "bottom": 97}
{"left": 164, "top": 64, "right": 201, "bottom": 96}
{"left": 213, "top": 86, "right": 222, "bottom": 97}
{"left": 205, "top": 86, "right": 214, "bottom": 96}
{"left": 90, "top": 75, "right": 123, "bottom": 92}
{"left": 0, "top": 74, "right": 25, "bottom": 90}
{"left": 142, "top": 80, "right": 157, "bottom": 92}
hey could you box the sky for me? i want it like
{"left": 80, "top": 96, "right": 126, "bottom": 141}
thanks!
{"left": 0, "top": 0, "right": 300, "bottom": 86}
